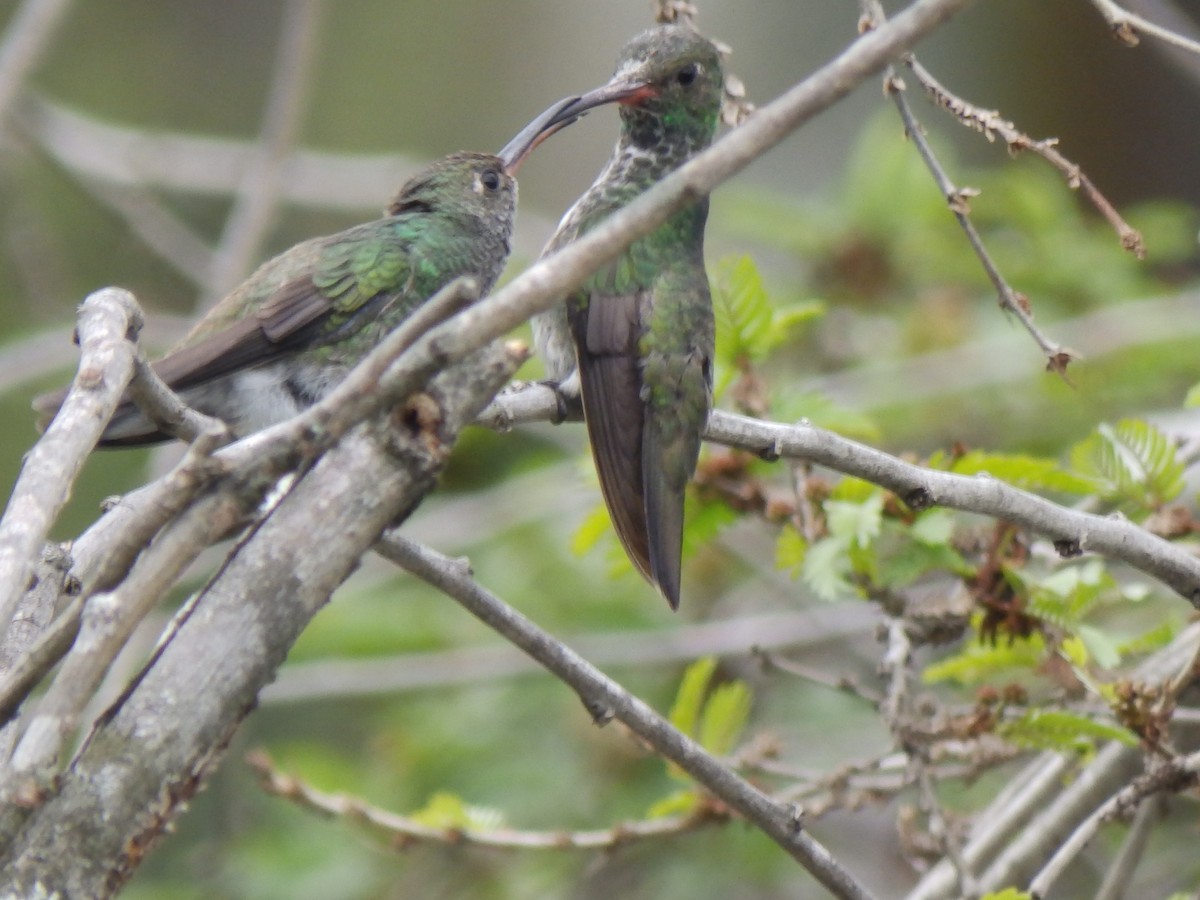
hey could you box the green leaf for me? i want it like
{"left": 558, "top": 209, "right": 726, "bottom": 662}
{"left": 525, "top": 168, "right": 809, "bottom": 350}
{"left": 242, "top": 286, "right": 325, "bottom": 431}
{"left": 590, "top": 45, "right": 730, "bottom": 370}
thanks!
{"left": 646, "top": 788, "right": 701, "bottom": 819}
{"left": 951, "top": 450, "right": 1099, "bottom": 495}
{"left": 981, "top": 890, "right": 1032, "bottom": 900}
{"left": 666, "top": 660, "right": 753, "bottom": 781}
{"left": 1069, "top": 419, "right": 1185, "bottom": 512}
{"left": 1076, "top": 624, "right": 1121, "bottom": 670}
{"left": 1021, "top": 560, "right": 1114, "bottom": 631}
{"left": 1116, "top": 620, "right": 1180, "bottom": 657}
{"left": 409, "top": 792, "right": 504, "bottom": 831}
{"left": 683, "top": 491, "right": 737, "bottom": 560}
{"left": 713, "top": 255, "right": 822, "bottom": 368}
{"left": 910, "top": 509, "right": 956, "bottom": 545}
{"left": 826, "top": 493, "right": 884, "bottom": 548}
{"left": 923, "top": 633, "right": 1046, "bottom": 685}
{"left": 999, "top": 709, "right": 1138, "bottom": 756}
{"left": 713, "top": 255, "right": 772, "bottom": 366}
{"left": 571, "top": 504, "right": 611, "bottom": 556}
{"left": 775, "top": 524, "right": 808, "bottom": 577}
{"left": 828, "top": 477, "right": 878, "bottom": 503}
{"left": 1186, "top": 381, "right": 1200, "bottom": 408}
{"left": 801, "top": 536, "right": 856, "bottom": 601}
{"left": 698, "top": 680, "right": 752, "bottom": 757}
{"left": 877, "top": 538, "right": 972, "bottom": 589}
{"left": 767, "top": 303, "right": 825, "bottom": 349}
{"left": 670, "top": 657, "right": 717, "bottom": 740}
{"left": 1060, "top": 634, "right": 1089, "bottom": 668}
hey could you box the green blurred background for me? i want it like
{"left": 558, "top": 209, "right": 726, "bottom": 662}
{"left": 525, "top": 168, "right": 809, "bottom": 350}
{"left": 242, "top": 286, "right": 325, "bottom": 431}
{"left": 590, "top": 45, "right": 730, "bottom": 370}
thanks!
{"left": 2, "top": 1, "right": 1200, "bottom": 897}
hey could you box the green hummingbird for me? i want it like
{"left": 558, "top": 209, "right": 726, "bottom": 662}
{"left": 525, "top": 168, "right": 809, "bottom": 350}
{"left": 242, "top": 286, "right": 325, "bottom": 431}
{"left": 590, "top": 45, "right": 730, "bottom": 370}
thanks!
{"left": 533, "top": 25, "right": 724, "bottom": 609}
{"left": 35, "top": 98, "right": 581, "bottom": 446}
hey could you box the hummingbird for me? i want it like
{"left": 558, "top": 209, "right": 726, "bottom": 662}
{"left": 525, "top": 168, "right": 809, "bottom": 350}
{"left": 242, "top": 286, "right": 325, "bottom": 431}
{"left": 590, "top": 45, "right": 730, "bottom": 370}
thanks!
{"left": 532, "top": 25, "right": 724, "bottom": 609}
{"left": 35, "top": 97, "right": 582, "bottom": 446}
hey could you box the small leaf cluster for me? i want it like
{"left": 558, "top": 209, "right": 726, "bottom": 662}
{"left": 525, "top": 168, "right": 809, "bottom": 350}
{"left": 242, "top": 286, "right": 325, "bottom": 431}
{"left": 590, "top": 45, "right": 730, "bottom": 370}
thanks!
{"left": 649, "top": 657, "right": 753, "bottom": 818}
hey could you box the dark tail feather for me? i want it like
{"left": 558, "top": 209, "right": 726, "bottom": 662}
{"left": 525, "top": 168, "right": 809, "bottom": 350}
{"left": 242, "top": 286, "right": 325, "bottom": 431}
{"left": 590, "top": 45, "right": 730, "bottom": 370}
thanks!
{"left": 641, "top": 421, "right": 685, "bottom": 610}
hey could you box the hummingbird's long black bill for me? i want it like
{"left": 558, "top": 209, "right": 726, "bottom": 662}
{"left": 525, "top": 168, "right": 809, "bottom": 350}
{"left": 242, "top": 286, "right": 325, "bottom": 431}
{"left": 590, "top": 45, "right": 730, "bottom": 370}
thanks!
{"left": 498, "top": 95, "right": 585, "bottom": 175}
{"left": 539, "top": 77, "right": 657, "bottom": 128}
{"left": 498, "top": 77, "right": 656, "bottom": 175}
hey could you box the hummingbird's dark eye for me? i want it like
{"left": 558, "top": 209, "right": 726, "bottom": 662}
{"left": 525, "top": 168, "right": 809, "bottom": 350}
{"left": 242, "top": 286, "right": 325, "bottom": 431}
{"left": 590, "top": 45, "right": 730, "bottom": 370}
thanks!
{"left": 481, "top": 169, "right": 502, "bottom": 191}
{"left": 676, "top": 63, "right": 699, "bottom": 87}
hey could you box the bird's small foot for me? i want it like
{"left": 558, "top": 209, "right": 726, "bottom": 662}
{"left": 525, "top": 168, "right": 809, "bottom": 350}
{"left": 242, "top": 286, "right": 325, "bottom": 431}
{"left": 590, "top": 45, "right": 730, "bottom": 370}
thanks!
{"left": 541, "top": 372, "right": 582, "bottom": 424}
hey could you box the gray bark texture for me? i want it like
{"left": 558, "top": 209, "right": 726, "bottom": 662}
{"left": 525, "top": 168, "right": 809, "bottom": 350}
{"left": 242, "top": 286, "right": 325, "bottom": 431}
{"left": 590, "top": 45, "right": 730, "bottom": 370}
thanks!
{"left": 0, "top": 341, "right": 520, "bottom": 897}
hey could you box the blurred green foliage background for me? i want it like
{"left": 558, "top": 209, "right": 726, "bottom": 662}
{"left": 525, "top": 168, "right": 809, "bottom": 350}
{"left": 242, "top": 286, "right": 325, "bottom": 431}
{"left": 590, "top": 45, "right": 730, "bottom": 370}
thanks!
{"left": 2, "top": 1, "right": 1200, "bottom": 897}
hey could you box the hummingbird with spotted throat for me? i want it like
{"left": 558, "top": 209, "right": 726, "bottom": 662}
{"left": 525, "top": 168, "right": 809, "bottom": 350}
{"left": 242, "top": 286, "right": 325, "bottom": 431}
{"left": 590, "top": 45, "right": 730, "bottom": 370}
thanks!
{"left": 533, "top": 25, "right": 724, "bottom": 609}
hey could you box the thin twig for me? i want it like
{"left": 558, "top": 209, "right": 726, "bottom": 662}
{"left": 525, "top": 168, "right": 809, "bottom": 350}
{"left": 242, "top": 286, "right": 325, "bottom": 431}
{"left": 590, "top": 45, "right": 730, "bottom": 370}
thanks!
{"left": 480, "top": 384, "right": 1200, "bottom": 609}
{"left": 878, "top": 615, "right": 979, "bottom": 896}
{"left": 1090, "top": 0, "right": 1200, "bottom": 55}
{"left": 1027, "top": 750, "right": 1200, "bottom": 899}
{"left": 773, "top": 741, "right": 1020, "bottom": 819}
{"left": 4, "top": 490, "right": 250, "bottom": 786}
{"left": 247, "top": 749, "right": 723, "bottom": 850}
{"left": 893, "top": 79, "right": 1071, "bottom": 367}
{"left": 879, "top": 617, "right": 914, "bottom": 734}
{"left": 377, "top": 533, "right": 877, "bottom": 900}
{"left": 903, "top": 55, "right": 1144, "bottom": 258}
{"left": 916, "top": 764, "right": 978, "bottom": 898}
{"left": 906, "top": 753, "right": 1075, "bottom": 900}
{"left": 0, "top": 289, "right": 140, "bottom": 641}
{"left": 770, "top": 751, "right": 920, "bottom": 815}
{"left": 963, "top": 607, "right": 1193, "bottom": 892}
{"left": 0, "top": 543, "right": 68, "bottom": 763}
{"left": 858, "top": 1, "right": 1076, "bottom": 373}
{"left": 1093, "top": 795, "right": 1164, "bottom": 900}
{"left": 0, "top": 430, "right": 228, "bottom": 726}
{"left": 126, "top": 355, "right": 231, "bottom": 445}
{"left": 1122, "top": 0, "right": 1200, "bottom": 90}
{"left": 971, "top": 742, "right": 1143, "bottom": 893}
{"left": 205, "top": 0, "right": 323, "bottom": 301}
{"left": 705, "top": 411, "right": 1200, "bottom": 606}
{"left": 754, "top": 646, "right": 885, "bottom": 706}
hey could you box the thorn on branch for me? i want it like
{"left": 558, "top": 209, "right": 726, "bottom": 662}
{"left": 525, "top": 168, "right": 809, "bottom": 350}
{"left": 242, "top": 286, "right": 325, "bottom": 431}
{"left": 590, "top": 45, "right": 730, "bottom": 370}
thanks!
{"left": 1111, "top": 21, "right": 1140, "bottom": 47}
{"left": 654, "top": 0, "right": 698, "bottom": 25}
{"left": 1053, "top": 538, "right": 1083, "bottom": 559}
{"left": 946, "top": 186, "right": 979, "bottom": 216}
{"left": 1045, "top": 350, "right": 1077, "bottom": 378}
{"left": 583, "top": 696, "right": 614, "bottom": 726}
{"left": 903, "top": 487, "right": 933, "bottom": 511}
{"left": 787, "top": 804, "right": 806, "bottom": 833}
{"left": 758, "top": 438, "right": 784, "bottom": 463}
